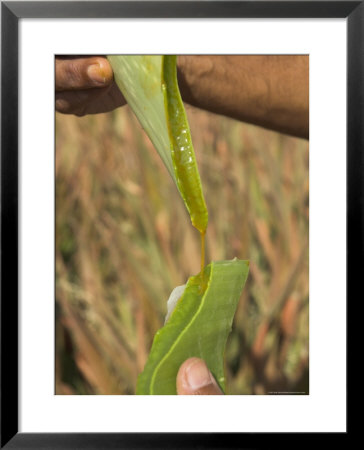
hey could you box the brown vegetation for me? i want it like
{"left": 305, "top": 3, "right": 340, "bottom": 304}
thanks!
{"left": 56, "top": 104, "right": 309, "bottom": 395}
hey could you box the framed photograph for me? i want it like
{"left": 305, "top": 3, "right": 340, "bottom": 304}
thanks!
{"left": 1, "top": 1, "right": 357, "bottom": 447}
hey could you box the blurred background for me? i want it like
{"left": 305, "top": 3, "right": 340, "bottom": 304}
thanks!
{"left": 56, "top": 99, "right": 309, "bottom": 395}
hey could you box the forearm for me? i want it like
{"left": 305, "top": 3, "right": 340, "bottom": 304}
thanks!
{"left": 177, "top": 55, "right": 309, "bottom": 139}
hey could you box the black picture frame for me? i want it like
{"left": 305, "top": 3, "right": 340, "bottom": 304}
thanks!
{"left": 1, "top": 1, "right": 358, "bottom": 448}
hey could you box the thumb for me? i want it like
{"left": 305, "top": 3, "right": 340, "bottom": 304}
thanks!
{"left": 176, "top": 357, "right": 223, "bottom": 395}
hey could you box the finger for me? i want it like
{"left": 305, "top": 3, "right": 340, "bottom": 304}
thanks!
{"left": 56, "top": 82, "right": 125, "bottom": 116}
{"left": 56, "top": 87, "right": 108, "bottom": 115}
{"left": 55, "top": 56, "right": 113, "bottom": 91}
{"left": 176, "top": 357, "right": 223, "bottom": 395}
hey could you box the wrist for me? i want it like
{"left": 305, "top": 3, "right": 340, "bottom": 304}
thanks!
{"left": 176, "top": 55, "right": 215, "bottom": 106}
{"left": 176, "top": 55, "right": 194, "bottom": 104}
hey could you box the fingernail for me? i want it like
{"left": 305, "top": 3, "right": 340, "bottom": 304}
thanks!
{"left": 185, "top": 359, "right": 212, "bottom": 390}
{"left": 87, "top": 64, "right": 106, "bottom": 84}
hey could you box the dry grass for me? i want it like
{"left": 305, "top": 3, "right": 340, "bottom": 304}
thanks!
{"left": 55, "top": 103, "right": 309, "bottom": 395}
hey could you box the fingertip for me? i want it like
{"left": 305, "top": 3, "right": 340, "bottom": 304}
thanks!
{"left": 176, "top": 357, "right": 198, "bottom": 394}
{"left": 87, "top": 58, "right": 113, "bottom": 86}
{"left": 97, "top": 57, "right": 114, "bottom": 83}
{"left": 56, "top": 56, "right": 114, "bottom": 91}
{"left": 177, "top": 357, "right": 223, "bottom": 395}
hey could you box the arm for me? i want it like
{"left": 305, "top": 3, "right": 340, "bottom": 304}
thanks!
{"left": 56, "top": 55, "right": 308, "bottom": 139}
{"left": 177, "top": 55, "right": 308, "bottom": 139}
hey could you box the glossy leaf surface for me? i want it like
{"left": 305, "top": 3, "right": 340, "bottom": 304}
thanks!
{"left": 162, "top": 55, "right": 208, "bottom": 233}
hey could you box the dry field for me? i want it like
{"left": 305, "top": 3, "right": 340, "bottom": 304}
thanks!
{"left": 56, "top": 103, "right": 309, "bottom": 395}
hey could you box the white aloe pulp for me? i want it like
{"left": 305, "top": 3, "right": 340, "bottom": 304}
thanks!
{"left": 164, "top": 284, "right": 186, "bottom": 324}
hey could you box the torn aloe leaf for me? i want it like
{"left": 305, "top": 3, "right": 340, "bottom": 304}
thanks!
{"left": 136, "top": 259, "right": 249, "bottom": 395}
{"left": 107, "top": 55, "right": 208, "bottom": 234}
{"left": 108, "top": 56, "right": 249, "bottom": 394}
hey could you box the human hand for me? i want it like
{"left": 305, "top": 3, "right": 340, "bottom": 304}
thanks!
{"left": 176, "top": 357, "right": 223, "bottom": 395}
{"left": 55, "top": 56, "right": 126, "bottom": 116}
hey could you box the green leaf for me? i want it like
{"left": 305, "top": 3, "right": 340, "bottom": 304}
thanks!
{"left": 136, "top": 259, "right": 249, "bottom": 394}
{"left": 107, "top": 55, "right": 208, "bottom": 233}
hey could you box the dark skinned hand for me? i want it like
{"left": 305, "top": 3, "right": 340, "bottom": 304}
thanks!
{"left": 55, "top": 56, "right": 125, "bottom": 116}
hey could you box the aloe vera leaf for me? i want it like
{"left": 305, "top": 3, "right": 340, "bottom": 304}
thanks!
{"left": 136, "top": 259, "right": 249, "bottom": 395}
{"left": 107, "top": 55, "right": 208, "bottom": 233}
